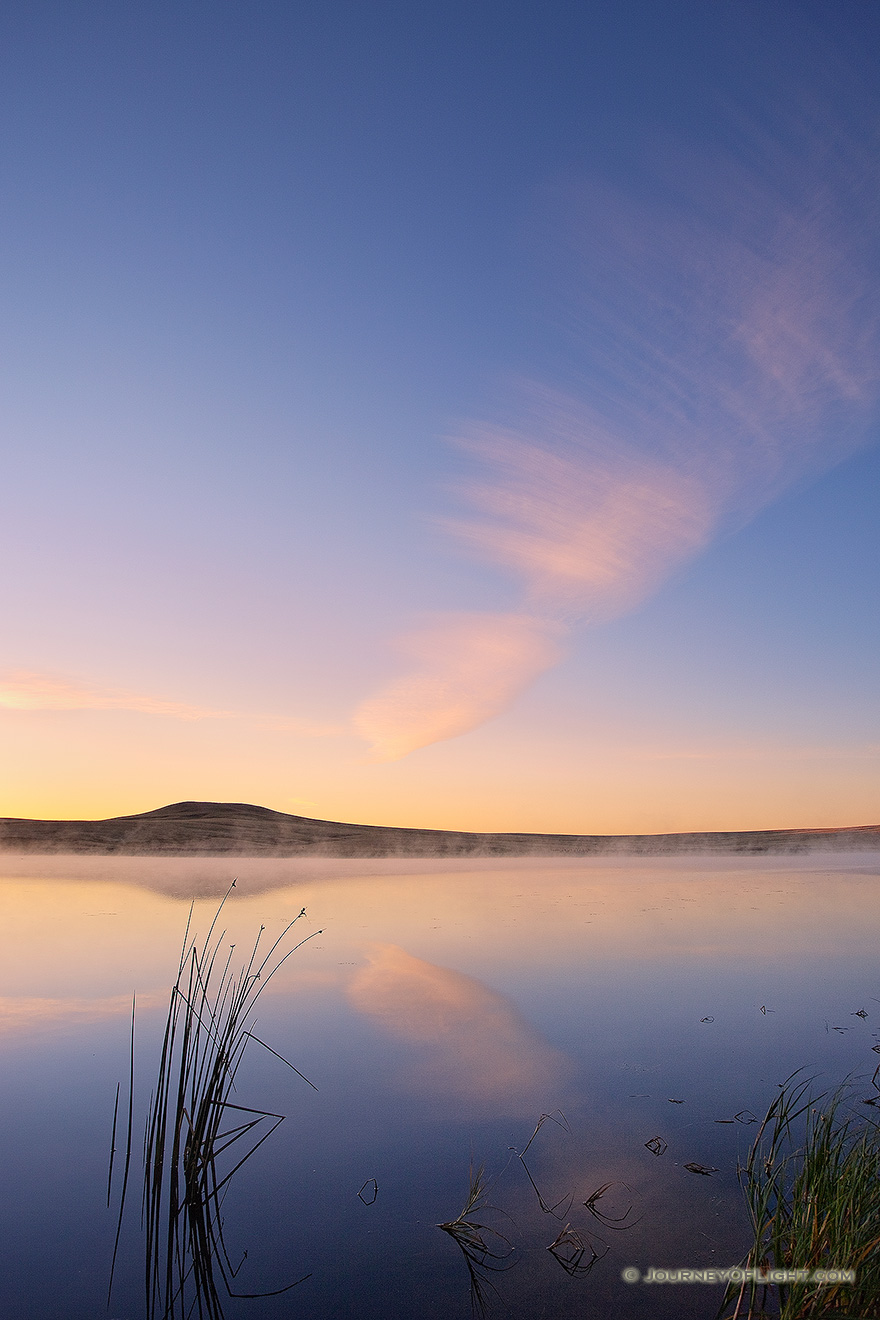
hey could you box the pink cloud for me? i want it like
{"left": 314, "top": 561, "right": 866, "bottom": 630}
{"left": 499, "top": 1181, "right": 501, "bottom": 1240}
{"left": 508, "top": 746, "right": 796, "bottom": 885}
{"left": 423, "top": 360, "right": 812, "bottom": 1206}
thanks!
{"left": 0, "top": 669, "right": 344, "bottom": 737}
{"left": 444, "top": 421, "right": 714, "bottom": 619}
{"left": 0, "top": 670, "right": 228, "bottom": 719}
{"left": 356, "top": 99, "right": 880, "bottom": 760}
{"left": 354, "top": 613, "right": 563, "bottom": 761}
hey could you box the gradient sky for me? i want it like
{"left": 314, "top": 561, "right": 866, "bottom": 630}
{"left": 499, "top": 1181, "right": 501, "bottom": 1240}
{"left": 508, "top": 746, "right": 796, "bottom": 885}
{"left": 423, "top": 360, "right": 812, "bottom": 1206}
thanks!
{"left": 1, "top": 0, "right": 878, "bottom": 832}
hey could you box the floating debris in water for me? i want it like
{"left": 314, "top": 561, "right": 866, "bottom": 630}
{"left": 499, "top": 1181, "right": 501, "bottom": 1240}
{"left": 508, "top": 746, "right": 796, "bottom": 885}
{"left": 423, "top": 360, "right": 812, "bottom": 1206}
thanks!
{"left": 668, "top": 1098, "right": 684, "bottom": 1104}
{"left": 700, "top": 1016, "right": 714, "bottom": 1023}
{"left": 358, "top": 1179, "right": 378, "bottom": 1205}
{"left": 683, "top": 1163, "right": 718, "bottom": 1176}
{"left": 547, "top": 1224, "right": 606, "bottom": 1277}
{"left": 734, "top": 1109, "right": 758, "bottom": 1124}
{"left": 853, "top": 1009, "right": 868, "bottom": 1018}
{"left": 583, "top": 1182, "right": 641, "bottom": 1230}
{"left": 644, "top": 1136, "right": 667, "bottom": 1156}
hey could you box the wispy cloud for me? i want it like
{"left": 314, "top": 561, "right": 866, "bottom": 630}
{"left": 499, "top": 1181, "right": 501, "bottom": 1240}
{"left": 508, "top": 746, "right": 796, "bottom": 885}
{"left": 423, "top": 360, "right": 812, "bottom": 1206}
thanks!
{"left": 353, "top": 613, "right": 562, "bottom": 761}
{"left": 0, "top": 669, "right": 344, "bottom": 737}
{"left": 443, "top": 409, "right": 715, "bottom": 620}
{"left": 552, "top": 158, "right": 879, "bottom": 515}
{"left": 356, "top": 89, "right": 880, "bottom": 760}
{"left": 0, "top": 670, "right": 228, "bottom": 718}
{"left": 348, "top": 944, "right": 567, "bottom": 1112}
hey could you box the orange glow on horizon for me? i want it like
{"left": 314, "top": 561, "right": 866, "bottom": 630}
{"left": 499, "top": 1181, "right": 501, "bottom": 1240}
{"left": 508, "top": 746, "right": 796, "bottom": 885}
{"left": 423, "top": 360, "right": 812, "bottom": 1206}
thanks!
{"left": 1, "top": 705, "right": 877, "bottom": 836}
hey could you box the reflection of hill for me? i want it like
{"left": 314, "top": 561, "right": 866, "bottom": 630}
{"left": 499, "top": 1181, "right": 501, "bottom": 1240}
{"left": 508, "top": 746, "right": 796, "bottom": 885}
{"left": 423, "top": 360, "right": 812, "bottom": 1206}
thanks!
{"left": 1, "top": 800, "right": 879, "bottom": 857}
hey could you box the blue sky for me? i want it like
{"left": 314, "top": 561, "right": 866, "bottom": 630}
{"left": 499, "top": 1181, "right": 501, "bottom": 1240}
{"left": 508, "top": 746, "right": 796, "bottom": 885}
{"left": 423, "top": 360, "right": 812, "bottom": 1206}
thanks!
{"left": 1, "top": 0, "right": 878, "bottom": 830}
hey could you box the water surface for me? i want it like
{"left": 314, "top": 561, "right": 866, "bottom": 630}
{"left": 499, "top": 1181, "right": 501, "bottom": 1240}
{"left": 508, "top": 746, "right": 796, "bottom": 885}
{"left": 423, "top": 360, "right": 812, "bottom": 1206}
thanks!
{"left": 1, "top": 853, "right": 878, "bottom": 1319}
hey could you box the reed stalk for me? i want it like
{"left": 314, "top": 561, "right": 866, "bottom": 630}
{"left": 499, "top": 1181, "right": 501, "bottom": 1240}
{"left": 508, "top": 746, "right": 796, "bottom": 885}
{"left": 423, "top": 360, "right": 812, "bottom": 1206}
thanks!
{"left": 108, "top": 882, "right": 318, "bottom": 1318}
{"left": 718, "top": 1072, "right": 880, "bottom": 1320}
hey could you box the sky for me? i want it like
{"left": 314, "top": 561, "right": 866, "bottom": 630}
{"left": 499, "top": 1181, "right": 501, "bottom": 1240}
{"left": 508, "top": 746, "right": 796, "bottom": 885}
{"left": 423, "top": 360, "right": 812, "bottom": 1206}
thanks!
{"left": 1, "top": 0, "right": 878, "bottom": 833}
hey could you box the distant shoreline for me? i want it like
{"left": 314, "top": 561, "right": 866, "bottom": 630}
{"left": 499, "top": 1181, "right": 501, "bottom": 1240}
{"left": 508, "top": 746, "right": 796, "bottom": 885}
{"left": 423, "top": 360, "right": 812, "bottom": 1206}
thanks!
{"left": 1, "top": 800, "right": 878, "bottom": 858}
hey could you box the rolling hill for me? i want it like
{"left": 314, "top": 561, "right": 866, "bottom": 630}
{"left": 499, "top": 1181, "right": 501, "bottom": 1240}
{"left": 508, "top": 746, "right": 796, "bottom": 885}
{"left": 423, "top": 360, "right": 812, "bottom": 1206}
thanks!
{"left": 1, "top": 801, "right": 878, "bottom": 857}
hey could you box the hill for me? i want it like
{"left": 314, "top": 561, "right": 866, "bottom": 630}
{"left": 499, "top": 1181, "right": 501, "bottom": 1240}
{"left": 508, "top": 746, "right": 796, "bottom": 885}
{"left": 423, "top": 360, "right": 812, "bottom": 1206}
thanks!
{"left": 1, "top": 801, "right": 878, "bottom": 857}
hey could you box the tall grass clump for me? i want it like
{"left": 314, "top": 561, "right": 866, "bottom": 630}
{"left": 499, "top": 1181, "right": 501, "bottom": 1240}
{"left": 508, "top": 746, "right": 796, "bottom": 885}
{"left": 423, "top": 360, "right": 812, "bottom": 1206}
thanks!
{"left": 719, "top": 1072, "right": 880, "bottom": 1320}
{"left": 109, "top": 881, "right": 319, "bottom": 1319}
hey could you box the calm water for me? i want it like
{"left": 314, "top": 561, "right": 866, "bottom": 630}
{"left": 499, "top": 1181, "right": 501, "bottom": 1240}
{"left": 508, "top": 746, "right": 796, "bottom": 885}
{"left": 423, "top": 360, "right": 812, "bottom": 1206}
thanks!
{"left": 1, "top": 853, "right": 878, "bottom": 1320}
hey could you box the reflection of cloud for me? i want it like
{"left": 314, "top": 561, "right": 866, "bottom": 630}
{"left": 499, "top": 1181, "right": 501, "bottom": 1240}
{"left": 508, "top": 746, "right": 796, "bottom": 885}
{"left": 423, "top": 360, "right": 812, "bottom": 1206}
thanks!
{"left": 357, "top": 82, "right": 880, "bottom": 759}
{"left": 354, "top": 613, "right": 563, "bottom": 761}
{"left": 0, "top": 991, "right": 165, "bottom": 1034}
{"left": 348, "top": 944, "right": 567, "bottom": 1111}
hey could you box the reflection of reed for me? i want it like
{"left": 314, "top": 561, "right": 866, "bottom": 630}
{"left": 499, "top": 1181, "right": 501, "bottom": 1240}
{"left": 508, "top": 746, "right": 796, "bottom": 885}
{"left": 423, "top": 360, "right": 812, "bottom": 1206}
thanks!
{"left": 108, "top": 882, "right": 318, "bottom": 1319}
{"left": 515, "top": 1111, "right": 573, "bottom": 1218}
{"left": 438, "top": 1163, "right": 516, "bottom": 1317}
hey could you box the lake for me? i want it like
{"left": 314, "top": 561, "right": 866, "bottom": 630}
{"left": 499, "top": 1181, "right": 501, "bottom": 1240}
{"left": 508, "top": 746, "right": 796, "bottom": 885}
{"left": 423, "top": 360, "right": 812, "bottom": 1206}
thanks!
{"left": 1, "top": 852, "right": 878, "bottom": 1319}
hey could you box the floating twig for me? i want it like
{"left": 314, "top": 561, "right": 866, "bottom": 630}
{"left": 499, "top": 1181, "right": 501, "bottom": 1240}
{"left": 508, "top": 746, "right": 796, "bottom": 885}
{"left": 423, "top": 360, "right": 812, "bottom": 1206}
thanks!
{"left": 358, "top": 1179, "right": 378, "bottom": 1205}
